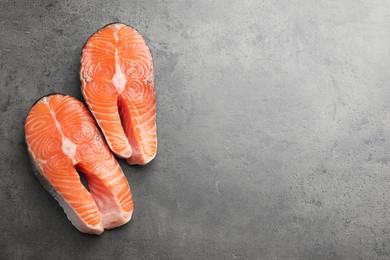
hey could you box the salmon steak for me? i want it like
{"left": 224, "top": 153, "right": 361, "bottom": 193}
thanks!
{"left": 80, "top": 23, "right": 157, "bottom": 165}
{"left": 25, "top": 94, "right": 133, "bottom": 235}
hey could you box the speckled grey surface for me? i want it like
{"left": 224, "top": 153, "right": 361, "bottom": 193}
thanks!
{"left": 1, "top": 0, "right": 390, "bottom": 259}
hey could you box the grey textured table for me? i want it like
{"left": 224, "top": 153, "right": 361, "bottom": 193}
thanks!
{"left": 1, "top": 1, "right": 390, "bottom": 259}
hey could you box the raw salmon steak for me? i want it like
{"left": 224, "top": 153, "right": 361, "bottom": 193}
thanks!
{"left": 25, "top": 94, "right": 133, "bottom": 235}
{"left": 80, "top": 23, "right": 157, "bottom": 165}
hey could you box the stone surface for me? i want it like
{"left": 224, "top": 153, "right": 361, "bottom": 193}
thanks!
{"left": 1, "top": 0, "right": 390, "bottom": 259}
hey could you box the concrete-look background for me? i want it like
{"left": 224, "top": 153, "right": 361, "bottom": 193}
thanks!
{"left": 1, "top": 0, "right": 390, "bottom": 259}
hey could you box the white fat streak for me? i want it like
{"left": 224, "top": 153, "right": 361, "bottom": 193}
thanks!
{"left": 111, "top": 25, "right": 127, "bottom": 94}
{"left": 112, "top": 48, "right": 127, "bottom": 94}
{"left": 49, "top": 109, "right": 77, "bottom": 164}
{"left": 113, "top": 26, "right": 119, "bottom": 41}
{"left": 112, "top": 23, "right": 124, "bottom": 31}
{"left": 62, "top": 137, "right": 77, "bottom": 162}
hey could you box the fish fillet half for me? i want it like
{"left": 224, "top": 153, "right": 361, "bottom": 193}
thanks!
{"left": 80, "top": 23, "right": 157, "bottom": 165}
{"left": 25, "top": 94, "right": 133, "bottom": 235}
